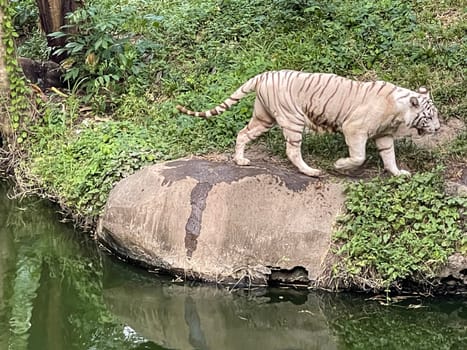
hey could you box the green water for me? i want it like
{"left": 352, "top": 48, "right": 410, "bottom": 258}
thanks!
{"left": 0, "top": 180, "right": 466, "bottom": 350}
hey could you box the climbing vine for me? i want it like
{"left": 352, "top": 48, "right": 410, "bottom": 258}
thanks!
{"left": 1, "top": 0, "right": 31, "bottom": 145}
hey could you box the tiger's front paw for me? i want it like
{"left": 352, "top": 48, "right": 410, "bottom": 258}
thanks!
{"left": 334, "top": 159, "right": 347, "bottom": 170}
{"left": 233, "top": 157, "right": 251, "bottom": 166}
{"left": 334, "top": 157, "right": 363, "bottom": 171}
{"left": 395, "top": 169, "right": 411, "bottom": 176}
{"left": 301, "top": 168, "right": 324, "bottom": 177}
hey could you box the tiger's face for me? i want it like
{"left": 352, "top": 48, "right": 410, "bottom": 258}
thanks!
{"left": 410, "top": 87, "right": 441, "bottom": 135}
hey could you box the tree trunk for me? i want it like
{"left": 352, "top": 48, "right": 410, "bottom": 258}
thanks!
{"left": 0, "top": 6, "right": 12, "bottom": 143}
{"left": 35, "top": 0, "right": 82, "bottom": 63}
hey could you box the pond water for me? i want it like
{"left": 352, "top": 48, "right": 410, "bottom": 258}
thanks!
{"left": 0, "top": 179, "right": 466, "bottom": 350}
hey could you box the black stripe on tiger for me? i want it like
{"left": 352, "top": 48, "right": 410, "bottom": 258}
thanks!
{"left": 316, "top": 84, "right": 340, "bottom": 121}
{"left": 411, "top": 112, "right": 424, "bottom": 128}
{"left": 303, "top": 74, "right": 317, "bottom": 95}
{"left": 321, "top": 84, "right": 342, "bottom": 125}
{"left": 360, "top": 83, "right": 373, "bottom": 102}
{"left": 376, "top": 81, "right": 386, "bottom": 95}
{"left": 377, "top": 144, "right": 393, "bottom": 152}
{"left": 287, "top": 139, "right": 301, "bottom": 147}
{"left": 397, "top": 92, "right": 410, "bottom": 100}
{"left": 318, "top": 75, "right": 334, "bottom": 99}
{"left": 335, "top": 79, "right": 353, "bottom": 120}
{"left": 385, "top": 86, "right": 397, "bottom": 97}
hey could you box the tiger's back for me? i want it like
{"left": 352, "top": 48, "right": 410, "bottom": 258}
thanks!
{"left": 255, "top": 70, "right": 403, "bottom": 134}
{"left": 176, "top": 70, "right": 440, "bottom": 177}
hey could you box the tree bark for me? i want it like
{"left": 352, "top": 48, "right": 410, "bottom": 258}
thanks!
{"left": 35, "top": 0, "right": 82, "bottom": 63}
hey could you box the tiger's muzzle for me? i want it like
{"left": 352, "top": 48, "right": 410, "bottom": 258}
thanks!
{"left": 417, "top": 123, "right": 440, "bottom": 135}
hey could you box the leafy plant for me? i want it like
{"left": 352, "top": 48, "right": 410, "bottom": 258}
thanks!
{"left": 332, "top": 168, "right": 466, "bottom": 292}
{"left": 49, "top": 1, "right": 161, "bottom": 101}
{"left": 28, "top": 120, "right": 166, "bottom": 218}
{"left": 0, "top": 0, "right": 33, "bottom": 145}
{"left": 11, "top": 0, "right": 38, "bottom": 36}
{"left": 16, "top": 29, "right": 50, "bottom": 60}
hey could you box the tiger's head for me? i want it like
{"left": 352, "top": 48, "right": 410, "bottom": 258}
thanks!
{"left": 409, "top": 87, "right": 441, "bottom": 135}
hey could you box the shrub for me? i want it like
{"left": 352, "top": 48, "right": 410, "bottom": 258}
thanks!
{"left": 332, "top": 169, "right": 467, "bottom": 291}
{"left": 49, "top": 1, "right": 162, "bottom": 101}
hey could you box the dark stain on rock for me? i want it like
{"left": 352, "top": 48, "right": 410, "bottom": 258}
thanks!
{"left": 161, "top": 158, "right": 318, "bottom": 256}
{"left": 185, "top": 182, "right": 213, "bottom": 257}
{"left": 461, "top": 167, "right": 467, "bottom": 186}
{"left": 161, "top": 158, "right": 316, "bottom": 191}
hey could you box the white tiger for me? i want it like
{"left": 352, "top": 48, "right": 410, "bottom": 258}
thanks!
{"left": 176, "top": 70, "right": 440, "bottom": 177}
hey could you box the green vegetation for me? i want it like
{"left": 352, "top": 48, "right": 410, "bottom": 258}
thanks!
{"left": 8, "top": 0, "right": 465, "bottom": 217}
{"left": 332, "top": 168, "right": 466, "bottom": 292}
{"left": 1, "top": 0, "right": 31, "bottom": 142}
{"left": 48, "top": 2, "right": 162, "bottom": 100}
{"left": 324, "top": 294, "right": 467, "bottom": 350}
{"left": 3, "top": 0, "right": 467, "bottom": 290}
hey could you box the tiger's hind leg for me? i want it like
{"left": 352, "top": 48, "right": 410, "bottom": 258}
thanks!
{"left": 233, "top": 99, "right": 275, "bottom": 166}
{"left": 282, "top": 125, "right": 323, "bottom": 177}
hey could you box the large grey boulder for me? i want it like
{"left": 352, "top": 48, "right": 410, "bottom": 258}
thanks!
{"left": 97, "top": 158, "right": 346, "bottom": 286}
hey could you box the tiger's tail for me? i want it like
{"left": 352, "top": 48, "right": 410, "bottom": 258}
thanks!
{"left": 175, "top": 75, "right": 259, "bottom": 118}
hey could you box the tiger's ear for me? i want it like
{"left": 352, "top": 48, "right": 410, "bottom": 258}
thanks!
{"left": 410, "top": 96, "right": 419, "bottom": 108}
{"left": 418, "top": 86, "right": 430, "bottom": 97}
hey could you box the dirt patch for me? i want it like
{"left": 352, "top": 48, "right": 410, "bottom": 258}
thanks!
{"left": 396, "top": 117, "right": 465, "bottom": 149}
{"left": 435, "top": 9, "right": 464, "bottom": 27}
{"left": 198, "top": 143, "right": 290, "bottom": 168}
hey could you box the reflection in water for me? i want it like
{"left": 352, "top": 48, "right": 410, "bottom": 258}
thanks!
{"left": 185, "top": 296, "right": 209, "bottom": 350}
{"left": 103, "top": 260, "right": 467, "bottom": 350}
{"left": 0, "top": 180, "right": 466, "bottom": 350}
{"left": 103, "top": 260, "right": 338, "bottom": 350}
{"left": 325, "top": 294, "right": 467, "bottom": 350}
{"left": 0, "top": 181, "right": 158, "bottom": 350}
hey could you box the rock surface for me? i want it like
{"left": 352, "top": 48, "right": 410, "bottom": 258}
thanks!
{"left": 97, "top": 158, "right": 346, "bottom": 286}
{"left": 436, "top": 253, "right": 467, "bottom": 293}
